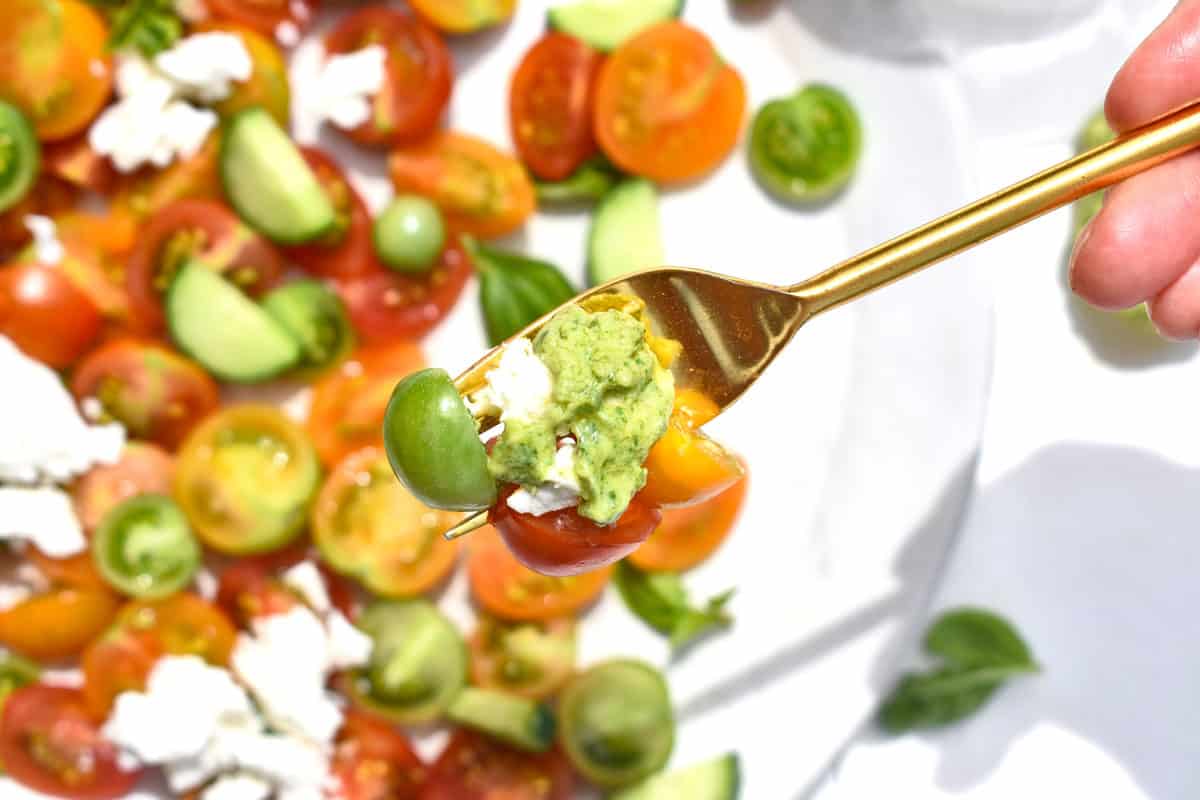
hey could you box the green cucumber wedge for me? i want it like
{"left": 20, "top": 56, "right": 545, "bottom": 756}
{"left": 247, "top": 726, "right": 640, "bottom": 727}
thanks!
{"left": 446, "top": 687, "right": 556, "bottom": 752}
{"left": 548, "top": 0, "right": 684, "bottom": 51}
{"left": 587, "top": 178, "right": 664, "bottom": 286}
{"left": 220, "top": 107, "right": 336, "bottom": 244}
{"left": 166, "top": 260, "right": 301, "bottom": 382}
{"left": 612, "top": 753, "right": 741, "bottom": 800}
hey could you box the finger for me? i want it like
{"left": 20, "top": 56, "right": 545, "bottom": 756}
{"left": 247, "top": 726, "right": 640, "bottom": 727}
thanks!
{"left": 1107, "top": 0, "right": 1200, "bottom": 131}
{"left": 1069, "top": 150, "right": 1200, "bottom": 309}
{"left": 1147, "top": 259, "right": 1200, "bottom": 339}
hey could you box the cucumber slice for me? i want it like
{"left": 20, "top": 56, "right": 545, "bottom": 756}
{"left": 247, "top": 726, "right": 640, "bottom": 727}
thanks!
{"left": 548, "top": 0, "right": 684, "bottom": 51}
{"left": 220, "top": 107, "right": 335, "bottom": 244}
{"left": 611, "top": 753, "right": 741, "bottom": 800}
{"left": 446, "top": 687, "right": 556, "bottom": 752}
{"left": 166, "top": 260, "right": 300, "bottom": 382}
{"left": 587, "top": 178, "right": 664, "bottom": 286}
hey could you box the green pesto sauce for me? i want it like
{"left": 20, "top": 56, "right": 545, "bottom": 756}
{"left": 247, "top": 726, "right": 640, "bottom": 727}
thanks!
{"left": 489, "top": 305, "right": 674, "bottom": 525}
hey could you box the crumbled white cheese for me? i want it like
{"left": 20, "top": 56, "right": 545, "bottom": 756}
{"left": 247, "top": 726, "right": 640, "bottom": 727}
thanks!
{"left": 0, "top": 487, "right": 87, "bottom": 557}
{"left": 155, "top": 33, "right": 253, "bottom": 103}
{"left": 282, "top": 561, "right": 331, "bottom": 613}
{"left": 466, "top": 338, "right": 555, "bottom": 423}
{"left": 194, "top": 565, "right": 219, "bottom": 600}
{"left": 0, "top": 336, "right": 125, "bottom": 485}
{"left": 22, "top": 215, "right": 63, "bottom": 265}
{"left": 174, "top": 0, "right": 208, "bottom": 22}
{"left": 201, "top": 772, "right": 272, "bottom": 800}
{"left": 275, "top": 21, "right": 301, "bottom": 48}
{"left": 326, "top": 610, "right": 374, "bottom": 670}
{"left": 306, "top": 45, "right": 387, "bottom": 130}
{"left": 0, "top": 777, "right": 72, "bottom": 799}
{"left": 192, "top": 728, "right": 330, "bottom": 800}
{"left": 231, "top": 606, "right": 347, "bottom": 745}
{"left": 506, "top": 439, "right": 583, "bottom": 516}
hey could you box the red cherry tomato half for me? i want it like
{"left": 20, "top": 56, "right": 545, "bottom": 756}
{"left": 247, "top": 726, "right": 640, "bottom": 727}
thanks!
{"left": 0, "top": 685, "right": 142, "bottom": 799}
{"left": 72, "top": 443, "right": 175, "bottom": 533}
{"left": 510, "top": 33, "right": 603, "bottom": 181}
{"left": 332, "top": 710, "right": 425, "bottom": 800}
{"left": 334, "top": 239, "right": 471, "bottom": 344}
{"left": 203, "top": 0, "right": 318, "bottom": 39}
{"left": 489, "top": 487, "right": 662, "bottom": 577}
{"left": 71, "top": 339, "right": 220, "bottom": 450}
{"left": 125, "top": 199, "right": 284, "bottom": 332}
{"left": 420, "top": 730, "right": 574, "bottom": 800}
{"left": 0, "top": 262, "right": 102, "bottom": 368}
{"left": 286, "top": 148, "right": 378, "bottom": 280}
{"left": 325, "top": 7, "right": 453, "bottom": 147}
{"left": 216, "top": 545, "right": 357, "bottom": 627}
{"left": 43, "top": 136, "right": 119, "bottom": 194}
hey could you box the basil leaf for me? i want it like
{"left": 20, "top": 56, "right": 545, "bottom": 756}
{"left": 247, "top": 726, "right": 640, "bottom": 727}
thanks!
{"left": 878, "top": 607, "right": 1038, "bottom": 734}
{"left": 91, "top": 0, "right": 182, "bottom": 57}
{"left": 614, "top": 561, "right": 733, "bottom": 651}
{"left": 465, "top": 236, "right": 577, "bottom": 346}
{"left": 534, "top": 157, "right": 622, "bottom": 204}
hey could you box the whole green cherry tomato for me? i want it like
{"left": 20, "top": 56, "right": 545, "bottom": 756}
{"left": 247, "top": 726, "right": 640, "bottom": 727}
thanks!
{"left": 373, "top": 195, "right": 447, "bottom": 273}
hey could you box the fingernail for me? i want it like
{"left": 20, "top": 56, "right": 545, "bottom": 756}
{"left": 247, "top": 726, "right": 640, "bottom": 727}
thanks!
{"left": 1067, "top": 218, "right": 1095, "bottom": 291}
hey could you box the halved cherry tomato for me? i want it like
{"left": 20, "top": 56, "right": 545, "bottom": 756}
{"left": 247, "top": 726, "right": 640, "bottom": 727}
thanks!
{"left": 489, "top": 487, "right": 662, "bottom": 577}
{"left": 203, "top": 0, "right": 318, "bottom": 38}
{"left": 70, "top": 339, "right": 220, "bottom": 450}
{"left": 0, "top": 175, "right": 74, "bottom": 260}
{"left": 125, "top": 199, "right": 284, "bottom": 332}
{"left": 312, "top": 447, "right": 460, "bottom": 597}
{"left": 286, "top": 148, "right": 377, "bottom": 280}
{"left": 0, "top": 585, "right": 119, "bottom": 662}
{"left": 308, "top": 340, "right": 425, "bottom": 467}
{"left": 0, "top": 0, "right": 113, "bottom": 141}
{"left": 200, "top": 22, "right": 291, "bottom": 126}
{"left": 639, "top": 388, "right": 744, "bottom": 509}
{"left": 0, "top": 686, "right": 142, "bottom": 799}
{"left": 468, "top": 616, "right": 576, "bottom": 699}
{"left": 510, "top": 33, "right": 602, "bottom": 181}
{"left": 467, "top": 526, "right": 611, "bottom": 621}
{"left": 335, "top": 238, "right": 472, "bottom": 343}
{"left": 50, "top": 212, "right": 137, "bottom": 323}
{"left": 216, "top": 545, "right": 357, "bottom": 627}
{"left": 112, "top": 133, "right": 222, "bottom": 223}
{"left": 420, "top": 730, "right": 574, "bottom": 800}
{"left": 630, "top": 471, "right": 747, "bottom": 572}
{"left": 594, "top": 21, "right": 746, "bottom": 183}
{"left": 325, "top": 7, "right": 453, "bottom": 147}
{"left": 0, "top": 261, "right": 102, "bottom": 367}
{"left": 409, "top": 0, "right": 515, "bottom": 34}
{"left": 27, "top": 548, "right": 110, "bottom": 591}
{"left": 80, "top": 592, "right": 238, "bottom": 717}
{"left": 72, "top": 443, "right": 174, "bottom": 533}
{"left": 331, "top": 710, "right": 425, "bottom": 800}
{"left": 43, "top": 136, "right": 117, "bottom": 193}
{"left": 389, "top": 132, "right": 535, "bottom": 239}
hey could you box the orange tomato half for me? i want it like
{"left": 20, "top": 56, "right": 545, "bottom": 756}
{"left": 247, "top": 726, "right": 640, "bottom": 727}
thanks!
{"left": 0, "top": 587, "right": 119, "bottom": 662}
{"left": 409, "top": 0, "right": 516, "bottom": 34}
{"left": 640, "top": 388, "right": 744, "bottom": 509}
{"left": 630, "top": 470, "right": 747, "bottom": 572}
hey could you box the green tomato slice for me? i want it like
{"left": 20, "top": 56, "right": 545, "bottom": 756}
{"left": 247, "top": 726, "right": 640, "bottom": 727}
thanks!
{"left": 261, "top": 279, "right": 356, "bottom": 373}
{"left": 93, "top": 494, "right": 200, "bottom": 599}
{"left": 384, "top": 368, "right": 496, "bottom": 511}
{"left": 749, "top": 83, "right": 863, "bottom": 203}
{"left": 559, "top": 659, "right": 675, "bottom": 788}
{"left": 344, "top": 599, "right": 467, "bottom": 725}
{"left": 0, "top": 100, "right": 39, "bottom": 213}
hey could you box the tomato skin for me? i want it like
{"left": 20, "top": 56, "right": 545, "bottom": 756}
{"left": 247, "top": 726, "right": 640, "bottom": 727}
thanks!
{"left": 50, "top": 212, "right": 137, "bottom": 323}
{"left": 72, "top": 443, "right": 174, "bottom": 533}
{"left": 286, "top": 148, "right": 378, "bottom": 280}
{"left": 203, "top": 0, "right": 318, "bottom": 38}
{"left": 307, "top": 341, "right": 425, "bottom": 468}
{"left": 125, "top": 199, "right": 284, "bottom": 332}
{"left": 332, "top": 710, "right": 426, "bottom": 800}
{"left": 216, "top": 546, "right": 358, "bottom": 627}
{"left": 43, "top": 136, "right": 117, "bottom": 193}
{"left": 388, "top": 132, "right": 536, "bottom": 239}
{"left": 420, "top": 730, "right": 574, "bottom": 800}
{"left": 467, "top": 526, "right": 611, "bottom": 621}
{"left": 0, "top": 686, "right": 142, "bottom": 799}
{"left": 112, "top": 134, "right": 223, "bottom": 223}
{"left": 409, "top": 0, "right": 516, "bottom": 34}
{"left": 594, "top": 21, "right": 747, "bottom": 183}
{"left": 490, "top": 488, "right": 662, "bottom": 577}
{"left": 630, "top": 471, "right": 747, "bottom": 572}
{"left": 335, "top": 238, "right": 471, "bottom": 344}
{"left": 510, "top": 33, "right": 603, "bottom": 181}
{"left": 639, "top": 388, "right": 743, "bottom": 509}
{"left": 71, "top": 339, "right": 221, "bottom": 450}
{"left": 325, "top": 8, "right": 453, "bottom": 147}
{"left": 80, "top": 629, "right": 161, "bottom": 720}
{"left": 0, "top": 588, "right": 119, "bottom": 662}
{"left": 0, "top": 176, "right": 75, "bottom": 261}
{"left": 0, "top": 262, "right": 102, "bottom": 368}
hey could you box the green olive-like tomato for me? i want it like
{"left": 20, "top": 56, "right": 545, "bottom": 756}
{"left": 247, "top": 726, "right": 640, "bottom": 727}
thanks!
{"left": 749, "top": 83, "right": 863, "bottom": 203}
{"left": 373, "top": 195, "right": 447, "bottom": 273}
{"left": 383, "top": 367, "right": 497, "bottom": 511}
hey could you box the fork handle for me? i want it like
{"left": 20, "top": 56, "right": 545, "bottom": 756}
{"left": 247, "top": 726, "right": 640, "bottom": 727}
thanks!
{"left": 788, "top": 100, "right": 1200, "bottom": 316}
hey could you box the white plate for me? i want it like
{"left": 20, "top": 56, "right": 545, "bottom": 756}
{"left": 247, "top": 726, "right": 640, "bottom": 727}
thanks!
{"left": 292, "top": 2, "right": 992, "bottom": 797}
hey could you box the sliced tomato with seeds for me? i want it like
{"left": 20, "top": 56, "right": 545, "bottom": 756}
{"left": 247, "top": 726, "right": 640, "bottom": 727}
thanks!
{"left": 332, "top": 710, "right": 426, "bottom": 800}
{"left": 112, "top": 134, "right": 223, "bottom": 223}
{"left": 203, "top": 0, "right": 318, "bottom": 39}
{"left": 510, "top": 33, "right": 603, "bottom": 181}
{"left": 286, "top": 148, "right": 378, "bottom": 280}
{"left": 72, "top": 443, "right": 175, "bottom": 534}
{"left": 0, "top": 686, "right": 142, "bottom": 799}
{"left": 420, "top": 729, "right": 573, "bottom": 800}
{"left": 325, "top": 7, "right": 453, "bottom": 147}
{"left": 50, "top": 212, "right": 137, "bottom": 323}
{"left": 125, "top": 199, "right": 284, "bottom": 332}
{"left": 216, "top": 545, "right": 358, "bottom": 627}
{"left": 71, "top": 339, "right": 220, "bottom": 450}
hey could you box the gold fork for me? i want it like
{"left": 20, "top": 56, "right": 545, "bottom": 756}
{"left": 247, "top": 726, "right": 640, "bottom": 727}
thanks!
{"left": 445, "top": 100, "right": 1200, "bottom": 539}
